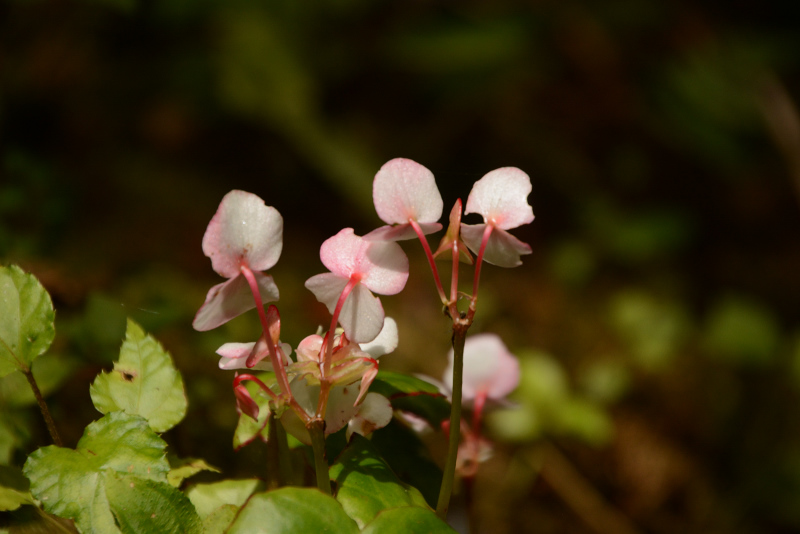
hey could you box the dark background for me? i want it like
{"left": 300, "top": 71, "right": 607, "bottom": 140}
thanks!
{"left": 2, "top": 0, "right": 800, "bottom": 532}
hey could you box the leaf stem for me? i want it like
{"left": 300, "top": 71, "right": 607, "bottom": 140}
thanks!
{"left": 436, "top": 323, "right": 468, "bottom": 519}
{"left": 308, "top": 418, "right": 331, "bottom": 495}
{"left": 23, "top": 368, "right": 63, "bottom": 447}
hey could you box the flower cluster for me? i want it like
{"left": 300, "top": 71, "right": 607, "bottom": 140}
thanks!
{"left": 192, "top": 158, "right": 533, "bottom": 488}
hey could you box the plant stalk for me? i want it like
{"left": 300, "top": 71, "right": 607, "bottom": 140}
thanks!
{"left": 436, "top": 323, "right": 467, "bottom": 519}
{"left": 308, "top": 418, "right": 331, "bottom": 495}
{"left": 24, "top": 369, "right": 62, "bottom": 447}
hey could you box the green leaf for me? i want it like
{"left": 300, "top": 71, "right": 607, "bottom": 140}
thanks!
{"left": 167, "top": 456, "right": 220, "bottom": 488}
{"left": 186, "top": 478, "right": 262, "bottom": 518}
{"left": 23, "top": 412, "right": 171, "bottom": 533}
{"left": 361, "top": 506, "right": 457, "bottom": 533}
{"left": 371, "top": 420, "right": 442, "bottom": 508}
{"left": 0, "top": 265, "right": 55, "bottom": 378}
{"left": 105, "top": 471, "right": 202, "bottom": 534}
{"left": 203, "top": 504, "right": 239, "bottom": 534}
{"left": 330, "top": 434, "right": 430, "bottom": 529}
{"left": 227, "top": 487, "right": 359, "bottom": 534}
{"left": 0, "top": 465, "right": 34, "bottom": 511}
{"left": 90, "top": 319, "right": 187, "bottom": 432}
{"left": 370, "top": 371, "right": 450, "bottom": 427}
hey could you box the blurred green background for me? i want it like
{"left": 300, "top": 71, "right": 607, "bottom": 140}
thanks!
{"left": 2, "top": 0, "right": 800, "bottom": 532}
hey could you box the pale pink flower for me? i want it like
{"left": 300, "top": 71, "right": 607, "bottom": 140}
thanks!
{"left": 364, "top": 158, "right": 443, "bottom": 241}
{"left": 305, "top": 229, "right": 408, "bottom": 343}
{"left": 193, "top": 190, "right": 283, "bottom": 331}
{"left": 444, "top": 333, "right": 521, "bottom": 404}
{"left": 460, "top": 168, "right": 534, "bottom": 267}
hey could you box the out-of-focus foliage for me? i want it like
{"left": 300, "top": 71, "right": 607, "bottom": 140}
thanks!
{"left": 3, "top": 0, "right": 800, "bottom": 531}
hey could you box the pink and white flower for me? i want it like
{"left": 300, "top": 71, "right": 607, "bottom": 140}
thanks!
{"left": 460, "top": 168, "right": 534, "bottom": 268}
{"left": 193, "top": 190, "right": 283, "bottom": 331}
{"left": 364, "top": 158, "right": 443, "bottom": 242}
{"left": 305, "top": 229, "right": 408, "bottom": 343}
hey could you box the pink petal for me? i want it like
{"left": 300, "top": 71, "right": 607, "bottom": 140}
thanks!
{"left": 318, "top": 229, "right": 409, "bottom": 294}
{"left": 460, "top": 224, "right": 532, "bottom": 268}
{"left": 346, "top": 392, "right": 393, "bottom": 440}
{"left": 359, "top": 240, "right": 409, "bottom": 295}
{"left": 193, "top": 271, "right": 279, "bottom": 331}
{"left": 373, "top": 158, "right": 443, "bottom": 225}
{"left": 234, "top": 384, "right": 260, "bottom": 421}
{"left": 363, "top": 222, "right": 442, "bottom": 242}
{"left": 218, "top": 341, "right": 291, "bottom": 371}
{"left": 325, "top": 383, "right": 362, "bottom": 435}
{"left": 465, "top": 168, "right": 534, "bottom": 230}
{"left": 445, "top": 333, "right": 520, "bottom": 402}
{"left": 296, "top": 334, "right": 324, "bottom": 362}
{"left": 202, "top": 190, "right": 283, "bottom": 278}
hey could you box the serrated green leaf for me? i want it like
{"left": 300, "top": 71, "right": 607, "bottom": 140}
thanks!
{"left": 370, "top": 371, "right": 450, "bottom": 427}
{"left": 105, "top": 471, "right": 202, "bottom": 534}
{"left": 0, "top": 265, "right": 55, "bottom": 378}
{"left": 186, "top": 479, "right": 262, "bottom": 518}
{"left": 23, "top": 412, "right": 170, "bottom": 533}
{"left": 330, "top": 434, "right": 430, "bottom": 529}
{"left": 227, "top": 487, "right": 359, "bottom": 534}
{"left": 0, "top": 465, "right": 34, "bottom": 511}
{"left": 90, "top": 319, "right": 187, "bottom": 432}
{"left": 167, "top": 457, "right": 220, "bottom": 488}
{"left": 361, "top": 506, "right": 457, "bottom": 533}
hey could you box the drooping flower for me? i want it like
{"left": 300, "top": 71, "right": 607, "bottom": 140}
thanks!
{"left": 279, "top": 318, "right": 399, "bottom": 444}
{"left": 305, "top": 229, "right": 408, "bottom": 343}
{"left": 193, "top": 190, "right": 283, "bottom": 331}
{"left": 216, "top": 305, "right": 292, "bottom": 371}
{"left": 364, "top": 158, "right": 443, "bottom": 242}
{"left": 460, "top": 168, "right": 534, "bottom": 267}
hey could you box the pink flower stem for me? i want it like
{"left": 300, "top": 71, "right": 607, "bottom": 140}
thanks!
{"left": 472, "top": 390, "right": 487, "bottom": 435}
{"left": 240, "top": 265, "right": 293, "bottom": 397}
{"left": 468, "top": 224, "right": 494, "bottom": 320}
{"left": 409, "top": 219, "right": 448, "bottom": 305}
{"left": 323, "top": 275, "right": 361, "bottom": 377}
{"left": 233, "top": 373, "right": 280, "bottom": 402}
{"left": 450, "top": 240, "right": 460, "bottom": 316}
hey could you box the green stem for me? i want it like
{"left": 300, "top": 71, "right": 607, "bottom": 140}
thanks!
{"left": 275, "top": 416, "right": 294, "bottom": 486}
{"left": 436, "top": 324, "right": 467, "bottom": 519}
{"left": 24, "top": 368, "right": 62, "bottom": 447}
{"left": 308, "top": 418, "right": 331, "bottom": 495}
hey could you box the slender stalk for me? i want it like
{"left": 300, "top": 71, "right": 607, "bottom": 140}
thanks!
{"left": 308, "top": 418, "right": 331, "bottom": 495}
{"left": 24, "top": 369, "right": 62, "bottom": 447}
{"left": 436, "top": 324, "right": 468, "bottom": 519}
{"left": 409, "top": 219, "right": 448, "bottom": 305}
{"left": 274, "top": 416, "right": 294, "bottom": 486}
{"left": 468, "top": 225, "right": 494, "bottom": 320}
{"left": 266, "top": 412, "right": 282, "bottom": 490}
{"left": 239, "top": 266, "right": 292, "bottom": 397}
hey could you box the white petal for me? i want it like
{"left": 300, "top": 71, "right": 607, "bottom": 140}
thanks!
{"left": 465, "top": 168, "right": 534, "bottom": 230}
{"left": 202, "top": 190, "right": 283, "bottom": 278}
{"left": 460, "top": 224, "right": 531, "bottom": 268}
{"left": 193, "top": 272, "right": 279, "bottom": 331}
{"left": 359, "top": 317, "right": 398, "bottom": 358}
{"left": 346, "top": 392, "right": 393, "bottom": 440}
{"left": 445, "top": 333, "right": 521, "bottom": 401}
{"left": 372, "top": 158, "right": 443, "bottom": 225}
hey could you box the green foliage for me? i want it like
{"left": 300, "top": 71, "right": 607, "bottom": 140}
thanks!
{"left": 330, "top": 434, "right": 430, "bottom": 529}
{"left": 488, "top": 350, "right": 613, "bottom": 445}
{"left": 167, "top": 456, "right": 220, "bottom": 488}
{"left": 703, "top": 295, "right": 780, "bottom": 366}
{"left": 227, "top": 487, "right": 359, "bottom": 534}
{"left": 0, "top": 265, "right": 55, "bottom": 377}
{"left": 22, "top": 411, "right": 185, "bottom": 533}
{"left": 186, "top": 478, "right": 262, "bottom": 518}
{"left": 370, "top": 371, "right": 450, "bottom": 427}
{"left": 90, "top": 319, "right": 188, "bottom": 432}
{"left": 0, "top": 465, "right": 34, "bottom": 512}
{"left": 360, "top": 506, "right": 457, "bottom": 534}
